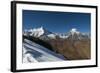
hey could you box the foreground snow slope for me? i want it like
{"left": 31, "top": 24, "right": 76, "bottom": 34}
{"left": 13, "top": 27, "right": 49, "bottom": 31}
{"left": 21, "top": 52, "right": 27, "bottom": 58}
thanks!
{"left": 23, "top": 39, "right": 65, "bottom": 63}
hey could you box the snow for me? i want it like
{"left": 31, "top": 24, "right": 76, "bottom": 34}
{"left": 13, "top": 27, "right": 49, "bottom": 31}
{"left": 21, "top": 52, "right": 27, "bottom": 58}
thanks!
{"left": 66, "top": 28, "right": 90, "bottom": 40}
{"left": 71, "top": 28, "right": 77, "bottom": 32}
{"left": 24, "top": 26, "right": 53, "bottom": 38}
{"left": 58, "top": 34, "right": 68, "bottom": 39}
{"left": 70, "top": 28, "right": 80, "bottom": 35}
{"left": 23, "top": 39, "right": 65, "bottom": 63}
{"left": 59, "top": 36, "right": 68, "bottom": 39}
{"left": 47, "top": 34, "right": 56, "bottom": 39}
{"left": 23, "top": 27, "right": 89, "bottom": 40}
{"left": 29, "top": 27, "right": 44, "bottom": 37}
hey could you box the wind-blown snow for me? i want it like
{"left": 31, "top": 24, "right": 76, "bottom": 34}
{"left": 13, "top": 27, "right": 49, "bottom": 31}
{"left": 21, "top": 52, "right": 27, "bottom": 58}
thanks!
{"left": 23, "top": 39, "right": 65, "bottom": 63}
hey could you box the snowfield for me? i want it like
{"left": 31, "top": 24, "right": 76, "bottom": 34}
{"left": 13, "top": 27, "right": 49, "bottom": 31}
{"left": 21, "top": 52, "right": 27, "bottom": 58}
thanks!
{"left": 23, "top": 39, "right": 65, "bottom": 63}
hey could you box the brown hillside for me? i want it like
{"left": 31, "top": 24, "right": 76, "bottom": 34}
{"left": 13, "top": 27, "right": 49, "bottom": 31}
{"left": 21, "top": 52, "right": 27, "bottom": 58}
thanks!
{"left": 45, "top": 39, "right": 91, "bottom": 60}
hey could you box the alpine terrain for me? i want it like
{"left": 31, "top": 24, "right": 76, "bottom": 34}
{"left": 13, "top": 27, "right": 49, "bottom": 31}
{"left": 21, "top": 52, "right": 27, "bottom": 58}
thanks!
{"left": 23, "top": 27, "right": 91, "bottom": 63}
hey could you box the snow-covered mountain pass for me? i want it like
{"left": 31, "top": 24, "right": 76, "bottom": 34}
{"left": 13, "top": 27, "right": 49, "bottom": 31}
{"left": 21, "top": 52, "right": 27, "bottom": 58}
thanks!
{"left": 23, "top": 39, "right": 65, "bottom": 63}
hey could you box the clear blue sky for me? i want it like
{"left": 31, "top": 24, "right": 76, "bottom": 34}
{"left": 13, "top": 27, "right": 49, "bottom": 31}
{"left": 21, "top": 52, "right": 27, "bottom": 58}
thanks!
{"left": 23, "top": 10, "right": 91, "bottom": 33}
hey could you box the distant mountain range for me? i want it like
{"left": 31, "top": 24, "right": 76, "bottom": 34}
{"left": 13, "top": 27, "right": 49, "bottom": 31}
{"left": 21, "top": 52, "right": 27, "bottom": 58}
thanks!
{"left": 23, "top": 27, "right": 91, "bottom": 61}
{"left": 23, "top": 27, "right": 90, "bottom": 40}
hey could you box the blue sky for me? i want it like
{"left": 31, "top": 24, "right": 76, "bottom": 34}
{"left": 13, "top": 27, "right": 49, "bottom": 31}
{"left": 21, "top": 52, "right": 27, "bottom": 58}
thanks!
{"left": 23, "top": 10, "right": 91, "bottom": 33}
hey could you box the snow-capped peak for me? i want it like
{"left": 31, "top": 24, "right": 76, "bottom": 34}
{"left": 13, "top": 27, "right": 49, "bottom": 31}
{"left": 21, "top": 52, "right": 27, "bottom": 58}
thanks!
{"left": 70, "top": 28, "right": 80, "bottom": 35}
{"left": 24, "top": 26, "right": 52, "bottom": 38}
{"left": 24, "top": 27, "right": 90, "bottom": 40}
{"left": 29, "top": 26, "right": 45, "bottom": 37}
{"left": 67, "top": 28, "right": 90, "bottom": 40}
{"left": 71, "top": 28, "right": 77, "bottom": 32}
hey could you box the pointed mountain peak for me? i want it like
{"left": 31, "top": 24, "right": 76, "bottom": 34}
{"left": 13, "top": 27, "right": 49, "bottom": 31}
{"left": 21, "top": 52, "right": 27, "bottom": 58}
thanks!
{"left": 71, "top": 28, "right": 77, "bottom": 32}
{"left": 24, "top": 26, "right": 52, "bottom": 37}
{"left": 70, "top": 28, "right": 80, "bottom": 35}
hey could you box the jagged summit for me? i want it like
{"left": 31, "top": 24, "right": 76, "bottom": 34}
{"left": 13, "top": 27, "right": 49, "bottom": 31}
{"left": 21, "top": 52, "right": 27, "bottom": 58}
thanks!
{"left": 67, "top": 28, "right": 89, "bottom": 40}
{"left": 24, "top": 26, "right": 52, "bottom": 37}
